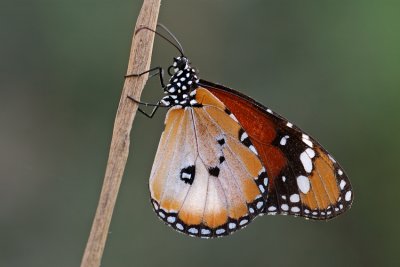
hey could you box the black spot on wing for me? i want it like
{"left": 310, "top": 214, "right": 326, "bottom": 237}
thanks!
{"left": 219, "top": 156, "right": 225, "bottom": 163}
{"left": 208, "top": 166, "right": 220, "bottom": 177}
{"left": 180, "top": 165, "right": 196, "bottom": 185}
{"left": 217, "top": 137, "right": 225, "bottom": 146}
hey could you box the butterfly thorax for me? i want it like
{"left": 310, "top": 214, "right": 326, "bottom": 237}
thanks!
{"left": 161, "top": 57, "right": 201, "bottom": 107}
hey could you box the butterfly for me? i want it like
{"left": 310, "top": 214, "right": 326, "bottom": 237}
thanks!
{"left": 127, "top": 25, "right": 353, "bottom": 238}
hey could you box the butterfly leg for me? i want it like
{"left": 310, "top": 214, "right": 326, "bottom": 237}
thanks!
{"left": 125, "top": 67, "right": 166, "bottom": 88}
{"left": 125, "top": 66, "right": 168, "bottom": 118}
{"left": 137, "top": 105, "right": 160, "bottom": 119}
{"left": 127, "top": 96, "right": 167, "bottom": 118}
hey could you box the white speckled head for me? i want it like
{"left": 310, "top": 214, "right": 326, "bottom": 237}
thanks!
{"left": 172, "top": 56, "right": 189, "bottom": 73}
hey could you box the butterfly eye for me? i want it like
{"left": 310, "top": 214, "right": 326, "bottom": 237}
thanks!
{"left": 168, "top": 65, "right": 175, "bottom": 76}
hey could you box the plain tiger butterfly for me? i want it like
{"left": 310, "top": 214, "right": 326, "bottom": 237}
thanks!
{"left": 127, "top": 25, "right": 353, "bottom": 238}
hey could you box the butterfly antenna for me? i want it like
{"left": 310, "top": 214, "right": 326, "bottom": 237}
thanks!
{"left": 156, "top": 24, "right": 185, "bottom": 56}
{"left": 135, "top": 24, "right": 185, "bottom": 57}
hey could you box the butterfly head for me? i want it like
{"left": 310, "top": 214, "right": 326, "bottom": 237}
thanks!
{"left": 171, "top": 56, "right": 190, "bottom": 73}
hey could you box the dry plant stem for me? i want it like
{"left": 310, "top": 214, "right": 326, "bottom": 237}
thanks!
{"left": 80, "top": 0, "right": 161, "bottom": 266}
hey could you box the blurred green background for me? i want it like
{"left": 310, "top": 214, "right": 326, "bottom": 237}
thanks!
{"left": 1, "top": 0, "right": 399, "bottom": 266}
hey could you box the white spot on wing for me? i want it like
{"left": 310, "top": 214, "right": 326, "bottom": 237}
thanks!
{"left": 290, "top": 194, "right": 300, "bottom": 203}
{"left": 345, "top": 191, "right": 352, "bottom": 201}
{"left": 340, "top": 180, "right": 346, "bottom": 190}
{"left": 328, "top": 154, "right": 337, "bottom": 163}
{"left": 182, "top": 173, "right": 191, "bottom": 179}
{"left": 249, "top": 145, "right": 258, "bottom": 155}
{"left": 281, "top": 204, "right": 289, "bottom": 211}
{"left": 305, "top": 148, "right": 315, "bottom": 158}
{"left": 240, "top": 132, "right": 248, "bottom": 142}
{"left": 176, "top": 223, "right": 184, "bottom": 230}
{"left": 152, "top": 202, "right": 159, "bottom": 210}
{"left": 297, "top": 175, "right": 311, "bottom": 194}
{"left": 300, "top": 151, "right": 313, "bottom": 173}
{"left": 286, "top": 122, "right": 293, "bottom": 128}
{"left": 188, "top": 228, "right": 198, "bottom": 234}
{"left": 280, "top": 135, "right": 289, "bottom": 146}
{"left": 229, "top": 113, "right": 238, "bottom": 122}
{"left": 239, "top": 219, "right": 248, "bottom": 226}
{"left": 167, "top": 216, "right": 176, "bottom": 223}
{"left": 302, "top": 137, "right": 313, "bottom": 147}
{"left": 258, "top": 184, "right": 265, "bottom": 193}
{"left": 291, "top": 207, "right": 300, "bottom": 212}
{"left": 228, "top": 223, "right": 236, "bottom": 229}
{"left": 201, "top": 229, "right": 211, "bottom": 235}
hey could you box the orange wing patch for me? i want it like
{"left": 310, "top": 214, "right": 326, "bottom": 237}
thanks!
{"left": 299, "top": 147, "right": 343, "bottom": 215}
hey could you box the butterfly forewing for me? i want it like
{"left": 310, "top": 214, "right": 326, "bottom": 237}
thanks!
{"left": 149, "top": 88, "right": 267, "bottom": 238}
{"left": 201, "top": 80, "right": 353, "bottom": 220}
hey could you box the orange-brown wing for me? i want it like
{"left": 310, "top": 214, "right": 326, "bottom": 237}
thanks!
{"left": 201, "top": 80, "right": 353, "bottom": 220}
{"left": 149, "top": 89, "right": 267, "bottom": 238}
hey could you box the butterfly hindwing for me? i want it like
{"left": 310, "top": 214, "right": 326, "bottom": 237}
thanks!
{"left": 149, "top": 88, "right": 267, "bottom": 238}
{"left": 201, "top": 80, "right": 353, "bottom": 220}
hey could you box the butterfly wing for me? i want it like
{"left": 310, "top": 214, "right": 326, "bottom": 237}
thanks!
{"left": 200, "top": 80, "right": 353, "bottom": 220}
{"left": 150, "top": 88, "right": 267, "bottom": 238}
